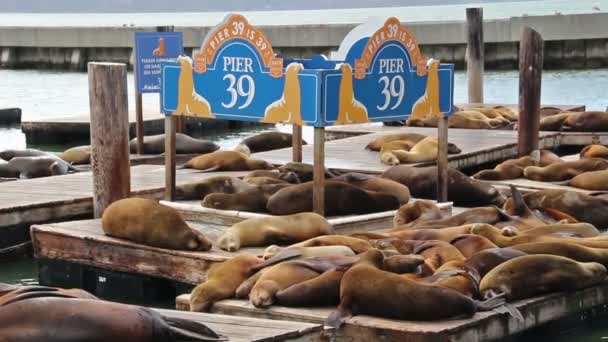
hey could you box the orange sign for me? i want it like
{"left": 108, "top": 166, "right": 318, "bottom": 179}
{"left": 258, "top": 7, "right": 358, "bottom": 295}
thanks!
{"left": 354, "top": 17, "right": 428, "bottom": 79}
{"left": 193, "top": 14, "right": 283, "bottom": 78}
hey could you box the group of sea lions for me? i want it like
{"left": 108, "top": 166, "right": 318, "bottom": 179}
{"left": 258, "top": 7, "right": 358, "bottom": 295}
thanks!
{"left": 364, "top": 132, "right": 462, "bottom": 165}
{"left": 0, "top": 283, "right": 223, "bottom": 341}
{"left": 184, "top": 185, "right": 607, "bottom": 328}
{"left": 473, "top": 144, "right": 608, "bottom": 191}
{"left": 0, "top": 148, "right": 79, "bottom": 179}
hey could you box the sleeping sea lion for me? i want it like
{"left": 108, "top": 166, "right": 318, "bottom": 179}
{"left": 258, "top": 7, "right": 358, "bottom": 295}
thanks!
{"left": 563, "top": 111, "right": 608, "bottom": 132}
{"left": 580, "top": 144, "right": 608, "bottom": 159}
{"left": 202, "top": 183, "right": 289, "bottom": 212}
{"left": 365, "top": 132, "right": 461, "bottom": 154}
{"left": 523, "top": 158, "right": 608, "bottom": 182}
{"left": 129, "top": 133, "right": 219, "bottom": 155}
{"left": 182, "top": 150, "right": 273, "bottom": 171}
{"left": 60, "top": 145, "right": 91, "bottom": 165}
{"left": 176, "top": 176, "right": 255, "bottom": 200}
{"left": 235, "top": 132, "right": 307, "bottom": 154}
{"left": 381, "top": 136, "right": 439, "bottom": 165}
{"left": 7, "top": 156, "right": 78, "bottom": 178}
{"left": 331, "top": 172, "right": 411, "bottom": 205}
{"left": 570, "top": 170, "right": 608, "bottom": 191}
{"left": 392, "top": 199, "right": 443, "bottom": 228}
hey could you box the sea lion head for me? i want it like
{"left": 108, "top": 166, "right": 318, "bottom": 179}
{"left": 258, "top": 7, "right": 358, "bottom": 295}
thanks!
{"left": 201, "top": 193, "right": 231, "bottom": 210}
{"left": 250, "top": 281, "right": 277, "bottom": 308}
{"left": 217, "top": 230, "right": 240, "bottom": 252}
{"left": 186, "top": 229, "right": 213, "bottom": 251}
{"left": 500, "top": 226, "right": 519, "bottom": 237}
{"left": 381, "top": 152, "right": 400, "bottom": 166}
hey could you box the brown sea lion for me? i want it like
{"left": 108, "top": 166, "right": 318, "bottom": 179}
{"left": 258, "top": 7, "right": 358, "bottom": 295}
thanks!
{"left": 101, "top": 198, "right": 212, "bottom": 251}
{"left": 388, "top": 224, "right": 483, "bottom": 242}
{"left": 504, "top": 189, "right": 608, "bottom": 229}
{"left": 382, "top": 165, "right": 505, "bottom": 207}
{"left": 392, "top": 199, "right": 443, "bottom": 228}
{"left": 447, "top": 110, "right": 506, "bottom": 129}
{"left": 6, "top": 156, "right": 78, "bottom": 178}
{"left": 540, "top": 106, "right": 566, "bottom": 117}
{"left": 0, "top": 285, "right": 97, "bottom": 306}
{"left": 0, "top": 297, "right": 222, "bottom": 341}
{"left": 401, "top": 207, "right": 506, "bottom": 230}
{"left": 201, "top": 183, "right": 290, "bottom": 212}
{"left": 512, "top": 222, "right": 599, "bottom": 238}
{"left": 450, "top": 234, "right": 498, "bottom": 258}
{"left": 512, "top": 242, "right": 608, "bottom": 267}
{"left": 331, "top": 172, "right": 411, "bottom": 205}
{"left": 249, "top": 261, "right": 321, "bottom": 308}
{"left": 216, "top": 212, "right": 334, "bottom": 252}
{"left": 472, "top": 156, "right": 538, "bottom": 180}
{"left": 278, "top": 162, "right": 338, "bottom": 182}
{"left": 492, "top": 106, "right": 519, "bottom": 121}
{"left": 275, "top": 269, "right": 345, "bottom": 307}
{"left": 414, "top": 240, "right": 466, "bottom": 274}
{"left": 129, "top": 133, "right": 219, "bottom": 155}
{"left": 177, "top": 175, "right": 255, "bottom": 200}
{"left": 469, "top": 107, "right": 511, "bottom": 123}
{"left": 60, "top": 145, "right": 91, "bottom": 165}
{"left": 182, "top": 150, "right": 273, "bottom": 171}
{"left": 244, "top": 169, "right": 300, "bottom": 183}
{"left": 563, "top": 111, "right": 608, "bottom": 132}
{"left": 289, "top": 235, "right": 373, "bottom": 253}
{"left": 266, "top": 181, "right": 399, "bottom": 216}
{"left": 523, "top": 158, "right": 608, "bottom": 182}
{"left": 580, "top": 144, "right": 608, "bottom": 159}
{"left": 539, "top": 112, "right": 572, "bottom": 131}
{"left": 235, "top": 132, "right": 306, "bottom": 154}
{"left": 366, "top": 132, "right": 461, "bottom": 154}
{"left": 464, "top": 247, "right": 528, "bottom": 279}
{"left": 381, "top": 136, "right": 439, "bottom": 165}
{"left": 479, "top": 254, "right": 607, "bottom": 301}
{"left": 263, "top": 245, "right": 356, "bottom": 260}
{"left": 570, "top": 170, "right": 608, "bottom": 191}
{"left": 326, "top": 249, "right": 506, "bottom": 327}
{"left": 243, "top": 176, "right": 289, "bottom": 186}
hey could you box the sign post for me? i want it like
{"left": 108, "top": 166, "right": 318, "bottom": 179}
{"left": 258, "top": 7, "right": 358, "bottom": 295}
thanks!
{"left": 160, "top": 14, "right": 454, "bottom": 213}
{"left": 134, "top": 31, "right": 183, "bottom": 155}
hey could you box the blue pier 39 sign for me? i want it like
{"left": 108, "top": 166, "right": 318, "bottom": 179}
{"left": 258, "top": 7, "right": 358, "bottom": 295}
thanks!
{"left": 160, "top": 15, "right": 453, "bottom": 127}
{"left": 135, "top": 32, "right": 183, "bottom": 93}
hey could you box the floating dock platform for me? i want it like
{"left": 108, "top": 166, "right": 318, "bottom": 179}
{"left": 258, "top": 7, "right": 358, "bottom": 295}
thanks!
{"left": 173, "top": 284, "right": 608, "bottom": 342}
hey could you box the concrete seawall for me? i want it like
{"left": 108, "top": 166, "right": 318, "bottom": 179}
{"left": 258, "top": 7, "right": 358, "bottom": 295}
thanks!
{"left": 1, "top": 13, "right": 608, "bottom": 70}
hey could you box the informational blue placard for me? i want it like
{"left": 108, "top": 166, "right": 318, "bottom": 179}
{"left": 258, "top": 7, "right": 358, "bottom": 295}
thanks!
{"left": 160, "top": 15, "right": 454, "bottom": 127}
{"left": 135, "top": 32, "right": 183, "bottom": 93}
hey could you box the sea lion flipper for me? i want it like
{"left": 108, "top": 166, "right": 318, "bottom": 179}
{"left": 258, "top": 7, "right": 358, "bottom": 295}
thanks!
{"left": 492, "top": 303, "right": 524, "bottom": 322}
{"left": 508, "top": 185, "right": 534, "bottom": 218}
{"left": 474, "top": 292, "right": 506, "bottom": 312}
{"left": 325, "top": 305, "right": 351, "bottom": 329}
{"left": 195, "top": 166, "right": 222, "bottom": 173}
{"left": 249, "top": 248, "right": 303, "bottom": 273}
{"left": 163, "top": 315, "right": 225, "bottom": 341}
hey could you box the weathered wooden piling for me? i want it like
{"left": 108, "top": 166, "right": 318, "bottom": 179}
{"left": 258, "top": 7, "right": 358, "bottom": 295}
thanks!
{"left": 165, "top": 115, "right": 177, "bottom": 201}
{"left": 518, "top": 27, "right": 544, "bottom": 157}
{"left": 437, "top": 115, "right": 449, "bottom": 202}
{"left": 292, "top": 124, "right": 303, "bottom": 162}
{"left": 313, "top": 127, "right": 325, "bottom": 216}
{"left": 466, "top": 7, "right": 484, "bottom": 104}
{"left": 88, "top": 62, "right": 131, "bottom": 218}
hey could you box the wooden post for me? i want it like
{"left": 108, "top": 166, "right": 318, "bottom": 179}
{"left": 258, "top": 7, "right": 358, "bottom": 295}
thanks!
{"left": 156, "top": 25, "right": 184, "bottom": 134}
{"left": 436, "top": 115, "right": 449, "bottom": 203}
{"left": 135, "top": 92, "right": 144, "bottom": 154}
{"left": 292, "top": 124, "right": 303, "bottom": 162}
{"left": 313, "top": 127, "right": 325, "bottom": 216}
{"left": 165, "top": 115, "right": 177, "bottom": 201}
{"left": 518, "top": 27, "right": 544, "bottom": 157}
{"left": 466, "top": 7, "right": 484, "bottom": 104}
{"left": 88, "top": 62, "right": 131, "bottom": 218}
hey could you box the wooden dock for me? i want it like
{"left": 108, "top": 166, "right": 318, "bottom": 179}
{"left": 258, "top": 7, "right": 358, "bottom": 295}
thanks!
{"left": 254, "top": 127, "right": 561, "bottom": 173}
{"left": 173, "top": 282, "right": 608, "bottom": 342}
{"left": 154, "top": 308, "right": 326, "bottom": 341}
{"left": 0, "top": 165, "right": 247, "bottom": 248}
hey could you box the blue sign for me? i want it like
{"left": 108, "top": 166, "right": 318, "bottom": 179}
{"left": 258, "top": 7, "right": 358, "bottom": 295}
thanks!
{"left": 160, "top": 15, "right": 454, "bottom": 127}
{"left": 135, "top": 32, "right": 183, "bottom": 93}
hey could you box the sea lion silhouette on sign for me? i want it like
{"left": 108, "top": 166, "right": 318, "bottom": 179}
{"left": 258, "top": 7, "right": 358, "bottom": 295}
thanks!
{"left": 262, "top": 63, "right": 304, "bottom": 125}
{"left": 174, "top": 56, "right": 214, "bottom": 118}
{"left": 410, "top": 58, "right": 441, "bottom": 122}
{"left": 152, "top": 38, "right": 166, "bottom": 56}
{"left": 334, "top": 63, "right": 368, "bottom": 125}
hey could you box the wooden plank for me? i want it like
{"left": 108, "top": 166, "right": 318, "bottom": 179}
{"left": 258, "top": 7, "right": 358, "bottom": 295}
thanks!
{"left": 466, "top": 7, "right": 484, "bottom": 104}
{"left": 154, "top": 308, "right": 326, "bottom": 342}
{"left": 174, "top": 283, "right": 608, "bottom": 342}
{"left": 88, "top": 62, "right": 131, "bottom": 218}
{"left": 518, "top": 26, "right": 544, "bottom": 157}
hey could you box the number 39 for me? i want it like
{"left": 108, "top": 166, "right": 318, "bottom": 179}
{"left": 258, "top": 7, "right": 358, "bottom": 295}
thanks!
{"left": 222, "top": 74, "right": 255, "bottom": 110}
{"left": 377, "top": 75, "right": 405, "bottom": 111}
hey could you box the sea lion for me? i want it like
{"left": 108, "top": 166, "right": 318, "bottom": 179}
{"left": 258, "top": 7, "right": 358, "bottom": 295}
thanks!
{"left": 0, "top": 285, "right": 98, "bottom": 306}
{"left": 523, "top": 158, "right": 608, "bottom": 182}
{"left": 60, "top": 145, "right": 91, "bottom": 165}
{"left": 504, "top": 189, "right": 608, "bottom": 229}
{"left": 570, "top": 170, "right": 608, "bottom": 190}
{"left": 469, "top": 107, "right": 512, "bottom": 123}
{"left": 263, "top": 245, "right": 356, "bottom": 260}
{"left": 479, "top": 254, "right": 606, "bottom": 301}
{"left": 539, "top": 112, "right": 572, "bottom": 131}
{"left": 101, "top": 198, "right": 212, "bottom": 251}
{"left": 388, "top": 224, "right": 483, "bottom": 242}
{"left": 176, "top": 176, "right": 255, "bottom": 200}
{"left": 235, "top": 132, "right": 306, "bottom": 154}
{"left": 0, "top": 148, "right": 55, "bottom": 161}
{"left": 563, "top": 111, "right": 608, "bottom": 132}
{"left": 289, "top": 235, "right": 373, "bottom": 253}
{"left": 401, "top": 207, "right": 507, "bottom": 230}
{"left": 580, "top": 144, "right": 608, "bottom": 159}
{"left": 129, "top": 133, "right": 220, "bottom": 155}
{"left": 266, "top": 180, "right": 399, "bottom": 216}
{"left": 275, "top": 269, "right": 345, "bottom": 307}
{"left": 217, "top": 212, "right": 334, "bottom": 252}
{"left": 326, "top": 249, "right": 506, "bottom": 327}
{"left": 0, "top": 160, "right": 19, "bottom": 178}
{"left": 450, "top": 234, "right": 498, "bottom": 258}
{"left": 173, "top": 56, "right": 214, "bottom": 118}
{"left": 244, "top": 169, "right": 300, "bottom": 184}
{"left": 331, "top": 172, "right": 411, "bottom": 205}
{"left": 0, "top": 297, "right": 222, "bottom": 342}
{"left": 202, "top": 184, "right": 290, "bottom": 213}
{"left": 392, "top": 199, "right": 443, "bottom": 228}
{"left": 414, "top": 240, "right": 466, "bottom": 274}
{"left": 511, "top": 242, "right": 608, "bottom": 267}
{"left": 540, "top": 106, "right": 566, "bottom": 117}
{"left": 382, "top": 165, "right": 505, "bottom": 207}
{"left": 249, "top": 261, "right": 321, "bottom": 308}
{"left": 378, "top": 140, "right": 418, "bottom": 165}
{"left": 366, "top": 132, "right": 461, "bottom": 154}
{"left": 182, "top": 150, "right": 273, "bottom": 171}
{"left": 278, "top": 162, "right": 338, "bottom": 182}
{"left": 381, "top": 136, "right": 439, "bottom": 165}
{"left": 472, "top": 156, "right": 538, "bottom": 180}
{"left": 511, "top": 222, "right": 599, "bottom": 238}
{"left": 243, "top": 176, "right": 289, "bottom": 186}
{"left": 464, "top": 247, "right": 528, "bottom": 279}
{"left": 7, "top": 156, "right": 78, "bottom": 178}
